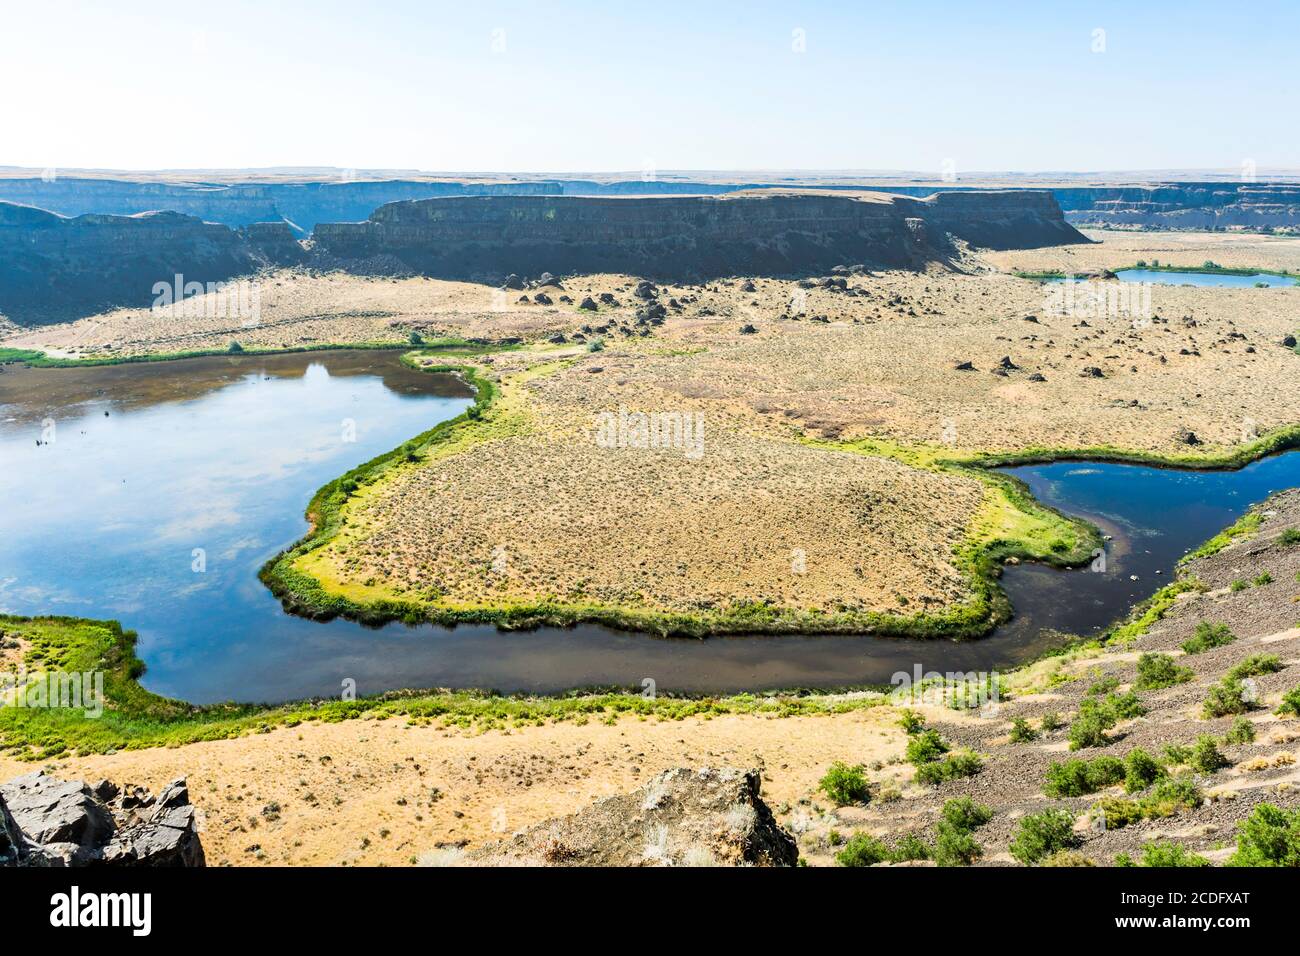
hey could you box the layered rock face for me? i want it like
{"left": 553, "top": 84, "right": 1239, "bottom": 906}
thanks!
{"left": 1055, "top": 183, "right": 1300, "bottom": 231}
{"left": 463, "top": 767, "right": 798, "bottom": 867}
{"left": 0, "top": 772, "right": 205, "bottom": 867}
{"left": 0, "top": 203, "right": 295, "bottom": 324}
{"left": 0, "top": 177, "right": 562, "bottom": 233}
{"left": 314, "top": 189, "right": 1085, "bottom": 281}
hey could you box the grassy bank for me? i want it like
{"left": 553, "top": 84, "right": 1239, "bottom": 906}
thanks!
{"left": 0, "top": 336, "right": 520, "bottom": 369}
{"left": 0, "top": 613, "right": 886, "bottom": 760}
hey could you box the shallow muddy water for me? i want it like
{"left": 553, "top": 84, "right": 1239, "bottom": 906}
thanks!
{"left": 2, "top": 352, "right": 1298, "bottom": 703}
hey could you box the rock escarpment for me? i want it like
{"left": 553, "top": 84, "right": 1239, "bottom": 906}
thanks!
{"left": 0, "top": 203, "right": 296, "bottom": 324}
{"left": 461, "top": 767, "right": 798, "bottom": 867}
{"left": 0, "top": 772, "right": 205, "bottom": 867}
{"left": 1056, "top": 183, "right": 1300, "bottom": 232}
{"left": 313, "top": 189, "right": 1086, "bottom": 281}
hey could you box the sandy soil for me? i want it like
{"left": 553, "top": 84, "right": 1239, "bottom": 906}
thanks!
{"left": 0, "top": 705, "right": 902, "bottom": 866}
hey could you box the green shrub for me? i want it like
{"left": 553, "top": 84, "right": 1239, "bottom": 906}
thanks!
{"left": 1134, "top": 841, "right": 1211, "bottom": 867}
{"left": 1254, "top": 572, "right": 1273, "bottom": 587}
{"left": 1135, "top": 653, "right": 1193, "bottom": 691}
{"left": 1042, "top": 851, "right": 1095, "bottom": 867}
{"left": 891, "top": 832, "right": 932, "bottom": 862}
{"left": 1228, "top": 654, "right": 1283, "bottom": 681}
{"left": 1044, "top": 756, "right": 1125, "bottom": 798}
{"left": 914, "top": 751, "right": 982, "bottom": 786}
{"left": 1182, "top": 621, "right": 1236, "bottom": 654}
{"left": 1091, "top": 796, "right": 1144, "bottom": 830}
{"left": 1087, "top": 674, "right": 1120, "bottom": 696}
{"left": 1009, "top": 716, "right": 1038, "bottom": 743}
{"left": 905, "top": 729, "right": 949, "bottom": 765}
{"left": 1280, "top": 527, "right": 1300, "bottom": 546}
{"left": 1203, "top": 677, "right": 1256, "bottom": 718}
{"left": 932, "top": 798, "right": 992, "bottom": 867}
{"left": 1189, "top": 735, "right": 1230, "bottom": 773}
{"left": 1276, "top": 686, "right": 1300, "bottom": 718}
{"left": 1224, "top": 716, "right": 1256, "bottom": 745}
{"left": 1010, "top": 809, "right": 1080, "bottom": 865}
{"left": 1123, "top": 748, "right": 1166, "bottom": 793}
{"left": 227, "top": 341, "right": 244, "bottom": 354}
{"left": 835, "top": 832, "right": 890, "bottom": 867}
{"left": 1230, "top": 579, "right": 1249, "bottom": 592}
{"left": 408, "top": 331, "right": 424, "bottom": 345}
{"left": 1229, "top": 803, "right": 1300, "bottom": 867}
{"left": 586, "top": 338, "right": 605, "bottom": 352}
{"left": 1143, "top": 774, "right": 1204, "bottom": 816}
{"left": 1162, "top": 743, "right": 1192, "bottom": 765}
{"left": 896, "top": 709, "right": 925, "bottom": 735}
{"left": 1068, "top": 711, "right": 1111, "bottom": 750}
{"left": 818, "top": 762, "right": 870, "bottom": 806}
{"left": 1040, "top": 711, "right": 1063, "bottom": 731}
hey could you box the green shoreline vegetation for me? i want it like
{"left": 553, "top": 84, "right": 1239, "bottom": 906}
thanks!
{"left": 0, "top": 339, "right": 1289, "bottom": 759}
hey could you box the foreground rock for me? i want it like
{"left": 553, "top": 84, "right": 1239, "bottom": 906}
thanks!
{"left": 462, "top": 767, "right": 797, "bottom": 867}
{"left": 0, "top": 772, "right": 205, "bottom": 867}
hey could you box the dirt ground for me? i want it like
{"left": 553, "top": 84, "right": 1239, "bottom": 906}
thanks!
{"left": 0, "top": 703, "right": 901, "bottom": 866}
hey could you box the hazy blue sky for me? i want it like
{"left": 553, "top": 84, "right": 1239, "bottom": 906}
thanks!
{"left": 3, "top": 0, "right": 1296, "bottom": 173}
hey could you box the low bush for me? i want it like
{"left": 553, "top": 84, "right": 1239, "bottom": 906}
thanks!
{"left": 931, "top": 797, "right": 993, "bottom": 867}
{"left": 818, "top": 762, "right": 870, "bottom": 806}
{"left": 1044, "top": 756, "right": 1125, "bottom": 798}
{"left": 1189, "top": 735, "right": 1230, "bottom": 773}
{"left": 835, "top": 832, "right": 890, "bottom": 867}
{"left": 1276, "top": 686, "right": 1300, "bottom": 718}
{"left": 1008, "top": 716, "right": 1038, "bottom": 743}
{"left": 1117, "top": 841, "right": 1211, "bottom": 867}
{"left": 1182, "top": 621, "right": 1236, "bottom": 655}
{"left": 1228, "top": 654, "right": 1283, "bottom": 681}
{"left": 914, "top": 751, "right": 982, "bottom": 786}
{"left": 896, "top": 709, "right": 925, "bottom": 735}
{"left": 1203, "top": 677, "right": 1256, "bottom": 719}
{"left": 1010, "top": 809, "right": 1080, "bottom": 865}
{"left": 1229, "top": 803, "right": 1300, "bottom": 867}
{"left": 1224, "top": 716, "right": 1256, "bottom": 745}
{"left": 905, "top": 729, "right": 948, "bottom": 765}
{"left": 1135, "top": 653, "right": 1193, "bottom": 691}
{"left": 1123, "top": 748, "right": 1166, "bottom": 793}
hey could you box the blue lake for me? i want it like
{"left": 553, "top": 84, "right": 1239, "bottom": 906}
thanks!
{"left": 1115, "top": 269, "right": 1296, "bottom": 287}
{"left": 2, "top": 351, "right": 1298, "bottom": 703}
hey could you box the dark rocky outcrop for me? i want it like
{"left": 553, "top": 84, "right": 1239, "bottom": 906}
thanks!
{"left": 462, "top": 767, "right": 797, "bottom": 867}
{"left": 0, "top": 772, "right": 205, "bottom": 867}
{"left": 0, "top": 202, "right": 296, "bottom": 324}
{"left": 313, "top": 189, "right": 1085, "bottom": 282}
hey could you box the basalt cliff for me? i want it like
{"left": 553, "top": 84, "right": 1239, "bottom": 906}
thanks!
{"left": 0, "top": 189, "right": 1084, "bottom": 324}
{"left": 311, "top": 189, "right": 1085, "bottom": 281}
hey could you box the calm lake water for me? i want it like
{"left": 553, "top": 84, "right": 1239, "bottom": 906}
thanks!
{"left": 1114, "top": 269, "right": 1297, "bottom": 287}
{"left": 2, "top": 351, "right": 1298, "bottom": 703}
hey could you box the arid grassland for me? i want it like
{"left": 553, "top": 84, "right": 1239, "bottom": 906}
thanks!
{"left": 6, "top": 230, "right": 1299, "bottom": 636}
{"left": 4, "top": 489, "right": 1299, "bottom": 866}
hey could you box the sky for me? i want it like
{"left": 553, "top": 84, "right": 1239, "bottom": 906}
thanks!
{"left": 2, "top": 0, "right": 1297, "bottom": 175}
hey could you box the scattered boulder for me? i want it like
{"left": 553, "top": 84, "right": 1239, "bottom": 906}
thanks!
{"left": 536, "top": 272, "right": 563, "bottom": 288}
{"left": 533, "top": 292, "right": 553, "bottom": 306}
{"left": 997, "top": 356, "right": 1019, "bottom": 370}
{"left": 500, "top": 274, "right": 524, "bottom": 290}
{"left": 598, "top": 292, "right": 618, "bottom": 306}
{"left": 739, "top": 279, "right": 756, "bottom": 293}
{"left": 547, "top": 334, "right": 567, "bottom": 344}
{"left": 1080, "top": 366, "right": 1105, "bottom": 378}
{"left": 633, "top": 280, "right": 657, "bottom": 300}
{"left": 1028, "top": 372, "right": 1047, "bottom": 382}
{"left": 1283, "top": 335, "right": 1297, "bottom": 348}
{"left": 0, "top": 772, "right": 205, "bottom": 867}
{"left": 739, "top": 324, "right": 758, "bottom": 335}
{"left": 462, "top": 767, "right": 797, "bottom": 867}
{"left": 1176, "top": 428, "right": 1201, "bottom": 446}
{"left": 578, "top": 296, "right": 599, "bottom": 311}
{"left": 953, "top": 360, "right": 976, "bottom": 371}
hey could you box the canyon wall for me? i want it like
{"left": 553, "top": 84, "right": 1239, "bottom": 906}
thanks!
{"left": 0, "top": 203, "right": 293, "bottom": 324}
{"left": 312, "top": 189, "right": 1086, "bottom": 281}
